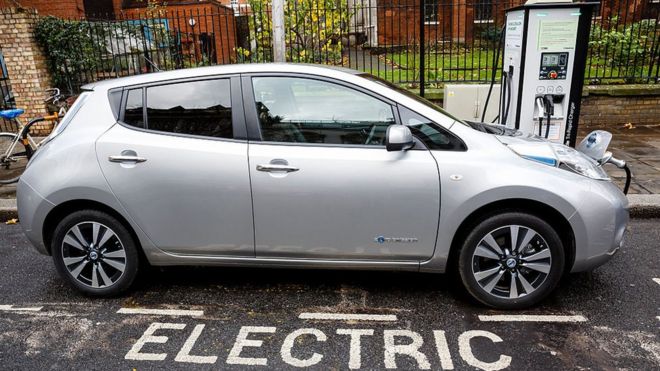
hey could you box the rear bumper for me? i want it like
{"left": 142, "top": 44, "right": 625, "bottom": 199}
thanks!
{"left": 569, "top": 180, "right": 629, "bottom": 272}
{"left": 17, "top": 178, "right": 54, "bottom": 255}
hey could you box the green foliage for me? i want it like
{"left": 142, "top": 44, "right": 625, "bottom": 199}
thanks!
{"left": 237, "top": 0, "right": 353, "bottom": 64}
{"left": 34, "top": 16, "right": 103, "bottom": 91}
{"left": 589, "top": 18, "right": 658, "bottom": 81}
{"left": 478, "top": 25, "right": 501, "bottom": 47}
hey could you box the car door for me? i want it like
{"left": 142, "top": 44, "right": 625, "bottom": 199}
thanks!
{"left": 96, "top": 76, "right": 255, "bottom": 256}
{"left": 243, "top": 74, "right": 440, "bottom": 261}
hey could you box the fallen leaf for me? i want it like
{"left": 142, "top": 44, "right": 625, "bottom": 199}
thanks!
{"left": 623, "top": 123, "right": 635, "bottom": 129}
{"left": 5, "top": 218, "right": 18, "bottom": 225}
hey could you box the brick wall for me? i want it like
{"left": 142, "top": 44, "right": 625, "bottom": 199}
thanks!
{"left": 123, "top": 3, "right": 237, "bottom": 64}
{"left": 377, "top": 1, "right": 450, "bottom": 46}
{"left": 0, "top": 7, "right": 53, "bottom": 135}
{"left": 0, "top": 0, "right": 84, "bottom": 18}
{"left": 579, "top": 93, "right": 660, "bottom": 128}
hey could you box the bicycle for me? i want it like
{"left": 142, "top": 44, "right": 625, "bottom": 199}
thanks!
{"left": 0, "top": 89, "right": 67, "bottom": 184}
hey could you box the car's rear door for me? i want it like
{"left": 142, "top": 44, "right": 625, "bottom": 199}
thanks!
{"left": 96, "top": 76, "right": 254, "bottom": 256}
{"left": 243, "top": 74, "right": 440, "bottom": 261}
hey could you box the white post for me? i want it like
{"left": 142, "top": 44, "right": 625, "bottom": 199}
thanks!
{"left": 272, "top": 0, "right": 286, "bottom": 62}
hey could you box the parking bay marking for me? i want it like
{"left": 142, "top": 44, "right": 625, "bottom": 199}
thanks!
{"left": 0, "top": 304, "right": 43, "bottom": 312}
{"left": 299, "top": 313, "right": 398, "bottom": 322}
{"left": 126, "top": 322, "right": 512, "bottom": 370}
{"left": 653, "top": 278, "right": 660, "bottom": 286}
{"left": 478, "top": 314, "right": 588, "bottom": 323}
{"left": 118, "top": 308, "right": 204, "bottom": 317}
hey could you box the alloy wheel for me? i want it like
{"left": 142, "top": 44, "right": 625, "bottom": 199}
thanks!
{"left": 61, "top": 221, "right": 127, "bottom": 289}
{"left": 471, "top": 225, "right": 552, "bottom": 299}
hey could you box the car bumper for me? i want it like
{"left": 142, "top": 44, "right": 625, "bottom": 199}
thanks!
{"left": 17, "top": 178, "right": 54, "bottom": 255}
{"left": 569, "top": 180, "right": 629, "bottom": 272}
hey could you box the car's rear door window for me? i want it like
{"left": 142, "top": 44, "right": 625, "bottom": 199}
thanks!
{"left": 251, "top": 77, "right": 395, "bottom": 145}
{"left": 123, "top": 88, "right": 144, "bottom": 128}
{"left": 122, "top": 79, "right": 233, "bottom": 139}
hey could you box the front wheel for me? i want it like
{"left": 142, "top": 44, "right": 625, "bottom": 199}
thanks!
{"left": 458, "top": 212, "right": 565, "bottom": 309}
{"left": 0, "top": 132, "right": 31, "bottom": 184}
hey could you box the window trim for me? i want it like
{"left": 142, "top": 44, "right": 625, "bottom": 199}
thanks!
{"left": 241, "top": 72, "right": 401, "bottom": 148}
{"left": 117, "top": 74, "right": 248, "bottom": 142}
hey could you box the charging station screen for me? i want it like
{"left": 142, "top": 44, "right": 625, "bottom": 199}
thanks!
{"left": 539, "top": 52, "right": 568, "bottom": 80}
{"left": 542, "top": 53, "right": 562, "bottom": 67}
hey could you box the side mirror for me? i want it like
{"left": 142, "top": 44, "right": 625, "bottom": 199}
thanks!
{"left": 385, "top": 125, "right": 414, "bottom": 152}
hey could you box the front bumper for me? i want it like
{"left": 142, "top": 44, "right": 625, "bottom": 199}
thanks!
{"left": 569, "top": 180, "right": 629, "bottom": 272}
{"left": 17, "top": 178, "right": 54, "bottom": 255}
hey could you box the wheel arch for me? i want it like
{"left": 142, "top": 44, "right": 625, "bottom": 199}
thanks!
{"left": 42, "top": 199, "right": 145, "bottom": 262}
{"left": 447, "top": 198, "right": 576, "bottom": 275}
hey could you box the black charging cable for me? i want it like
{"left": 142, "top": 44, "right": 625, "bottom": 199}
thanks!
{"left": 499, "top": 67, "right": 513, "bottom": 126}
{"left": 544, "top": 95, "right": 554, "bottom": 139}
{"left": 481, "top": 26, "right": 505, "bottom": 123}
{"left": 623, "top": 164, "right": 632, "bottom": 194}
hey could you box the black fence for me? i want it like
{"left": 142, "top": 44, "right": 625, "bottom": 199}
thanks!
{"left": 35, "top": 0, "right": 660, "bottom": 95}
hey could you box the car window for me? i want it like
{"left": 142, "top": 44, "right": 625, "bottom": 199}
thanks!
{"left": 124, "top": 88, "right": 144, "bottom": 128}
{"left": 251, "top": 77, "right": 395, "bottom": 145}
{"left": 146, "top": 79, "right": 232, "bottom": 138}
{"left": 399, "top": 106, "right": 467, "bottom": 151}
{"left": 122, "top": 79, "right": 233, "bottom": 139}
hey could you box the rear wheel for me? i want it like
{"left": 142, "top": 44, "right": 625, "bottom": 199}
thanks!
{"left": 458, "top": 212, "right": 565, "bottom": 309}
{"left": 52, "top": 210, "right": 139, "bottom": 296}
{"left": 0, "top": 132, "right": 30, "bottom": 184}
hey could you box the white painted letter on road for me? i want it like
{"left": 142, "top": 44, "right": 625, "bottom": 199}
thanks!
{"left": 125, "top": 322, "right": 186, "bottom": 361}
{"left": 433, "top": 330, "right": 455, "bottom": 370}
{"left": 281, "top": 328, "right": 327, "bottom": 367}
{"left": 227, "top": 326, "right": 276, "bottom": 366}
{"left": 458, "top": 330, "right": 511, "bottom": 371}
{"left": 337, "top": 329, "right": 374, "bottom": 369}
{"left": 174, "top": 324, "right": 217, "bottom": 364}
{"left": 383, "top": 330, "right": 431, "bottom": 369}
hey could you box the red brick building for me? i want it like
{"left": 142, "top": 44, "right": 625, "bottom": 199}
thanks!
{"left": 121, "top": 1, "right": 238, "bottom": 64}
{"left": 374, "top": 0, "right": 660, "bottom": 45}
{"left": 0, "top": 0, "right": 85, "bottom": 18}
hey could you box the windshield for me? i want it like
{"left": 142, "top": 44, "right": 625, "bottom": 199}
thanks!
{"left": 358, "top": 73, "right": 469, "bottom": 127}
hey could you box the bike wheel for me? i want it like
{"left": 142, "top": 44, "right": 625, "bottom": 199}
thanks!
{"left": 0, "top": 132, "right": 31, "bottom": 184}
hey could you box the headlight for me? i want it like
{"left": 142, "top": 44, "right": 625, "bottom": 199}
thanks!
{"left": 551, "top": 143, "right": 609, "bottom": 180}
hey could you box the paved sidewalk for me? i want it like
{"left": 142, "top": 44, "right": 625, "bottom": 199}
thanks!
{"left": 578, "top": 124, "right": 660, "bottom": 194}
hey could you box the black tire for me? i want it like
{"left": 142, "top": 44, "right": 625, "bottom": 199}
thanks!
{"left": 0, "top": 132, "right": 30, "bottom": 184}
{"left": 51, "top": 210, "right": 139, "bottom": 296}
{"left": 458, "top": 212, "right": 565, "bottom": 309}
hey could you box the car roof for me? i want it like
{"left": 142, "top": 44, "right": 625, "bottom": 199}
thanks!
{"left": 81, "top": 63, "right": 362, "bottom": 91}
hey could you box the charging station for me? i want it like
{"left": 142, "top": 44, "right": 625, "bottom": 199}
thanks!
{"left": 499, "top": 0, "right": 597, "bottom": 146}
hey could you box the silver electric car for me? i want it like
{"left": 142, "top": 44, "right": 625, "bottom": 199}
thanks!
{"left": 17, "top": 64, "right": 628, "bottom": 309}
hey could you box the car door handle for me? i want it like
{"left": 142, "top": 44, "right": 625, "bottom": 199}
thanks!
{"left": 108, "top": 155, "right": 147, "bottom": 163}
{"left": 256, "top": 164, "right": 299, "bottom": 173}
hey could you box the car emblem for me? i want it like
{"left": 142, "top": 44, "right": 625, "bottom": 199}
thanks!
{"left": 374, "top": 236, "right": 418, "bottom": 244}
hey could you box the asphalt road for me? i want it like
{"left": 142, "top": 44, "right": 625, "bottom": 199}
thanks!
{"left": 0, "top": 220, "right": 658, "bottom": 370}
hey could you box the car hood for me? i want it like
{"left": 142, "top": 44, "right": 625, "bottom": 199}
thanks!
{"left": 465, "top": 121, "right": 559, "bottom": 166}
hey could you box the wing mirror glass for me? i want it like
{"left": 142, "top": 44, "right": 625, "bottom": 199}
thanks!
{"left": 577, "top": 130, "right": 612, "bottom": 162}
{"left": 385, "top": 125, "right": 414, "bottom": 152}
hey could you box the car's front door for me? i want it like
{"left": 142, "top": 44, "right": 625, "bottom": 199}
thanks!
{"left": 96, "top": 76, "right": 254, "bottom": 256}
{"left": 244, "top": 75, "right": 440, "bottom": 261}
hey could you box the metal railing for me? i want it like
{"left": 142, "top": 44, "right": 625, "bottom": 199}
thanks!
{"left": 39, "top": 0, "right": 659, "bottom": 94}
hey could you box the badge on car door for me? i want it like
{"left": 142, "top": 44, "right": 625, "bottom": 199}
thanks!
{"left": 375, "top": 236, "right": 419, "bottom": 244}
